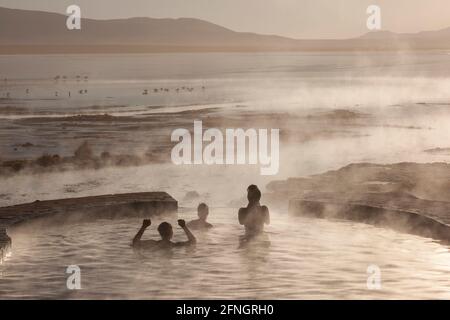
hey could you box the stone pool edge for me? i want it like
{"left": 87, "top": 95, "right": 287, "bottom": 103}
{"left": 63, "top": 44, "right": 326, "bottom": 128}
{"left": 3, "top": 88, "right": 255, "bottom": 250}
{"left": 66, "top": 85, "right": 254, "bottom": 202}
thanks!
{"left": 289, "top": 199, "right": 450, "bottom": 244}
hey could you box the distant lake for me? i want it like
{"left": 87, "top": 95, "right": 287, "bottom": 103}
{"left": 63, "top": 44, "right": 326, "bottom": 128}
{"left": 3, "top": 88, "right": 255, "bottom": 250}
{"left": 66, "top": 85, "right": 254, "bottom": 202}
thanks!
{"left": 0, "top": 52, "right": 449, "bottom": 112}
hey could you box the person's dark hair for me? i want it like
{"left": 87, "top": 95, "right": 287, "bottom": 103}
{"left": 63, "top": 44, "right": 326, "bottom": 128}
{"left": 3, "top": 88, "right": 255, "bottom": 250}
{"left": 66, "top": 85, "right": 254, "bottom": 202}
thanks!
{"left": 157, "top": 222, "right": 172, "bottom": 238}
{"left": 198, "top": 203, "right": 209, "bottom": 213}
{"left": 247, "top": 184, "right": 261, "bottom": 203}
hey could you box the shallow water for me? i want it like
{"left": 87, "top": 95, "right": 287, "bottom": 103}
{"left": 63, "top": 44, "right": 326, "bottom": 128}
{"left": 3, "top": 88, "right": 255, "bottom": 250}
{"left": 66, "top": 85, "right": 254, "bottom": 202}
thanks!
{"left": 1, "top": 208, "right": 449, "bottom": 299}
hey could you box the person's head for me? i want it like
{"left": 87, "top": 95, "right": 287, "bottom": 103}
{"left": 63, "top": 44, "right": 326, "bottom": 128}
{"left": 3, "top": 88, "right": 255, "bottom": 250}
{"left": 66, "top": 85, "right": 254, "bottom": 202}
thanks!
{"left": 197, "top": 203, "right": 209, "bottom": 221}
{"left": 247, "top": 185, "right": 261, "bottom": 203}
{"left": 157, "top": 222, "right": 173, "bottom": 240}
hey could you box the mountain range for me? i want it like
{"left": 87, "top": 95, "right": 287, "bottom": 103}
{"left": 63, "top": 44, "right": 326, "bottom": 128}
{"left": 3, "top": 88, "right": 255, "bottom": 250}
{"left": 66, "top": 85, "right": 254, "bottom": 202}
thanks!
{"left": 1, "top": 6, "right": 449, "bottom": 53}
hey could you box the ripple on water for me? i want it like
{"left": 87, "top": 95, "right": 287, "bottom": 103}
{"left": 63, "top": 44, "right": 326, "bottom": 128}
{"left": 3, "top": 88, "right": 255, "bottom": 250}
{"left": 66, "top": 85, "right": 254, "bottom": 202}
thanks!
{"left": 1, "top": 209, "right": 450, "bottom": 299}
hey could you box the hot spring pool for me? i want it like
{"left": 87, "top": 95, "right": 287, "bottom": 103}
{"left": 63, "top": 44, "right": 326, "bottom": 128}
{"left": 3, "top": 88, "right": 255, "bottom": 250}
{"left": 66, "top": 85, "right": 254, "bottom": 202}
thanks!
{"left": 1, "top": 208, "right": 449, "bottom": 299}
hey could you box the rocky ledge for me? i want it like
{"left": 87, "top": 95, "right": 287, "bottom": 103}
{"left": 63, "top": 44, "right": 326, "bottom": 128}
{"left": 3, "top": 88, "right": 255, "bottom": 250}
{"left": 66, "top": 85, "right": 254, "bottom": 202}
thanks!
{"left": 267, "top": 163, "right": 450, "bottom": 244}
{"left": 289, "top": 199, "right": 450, "bottom": 243}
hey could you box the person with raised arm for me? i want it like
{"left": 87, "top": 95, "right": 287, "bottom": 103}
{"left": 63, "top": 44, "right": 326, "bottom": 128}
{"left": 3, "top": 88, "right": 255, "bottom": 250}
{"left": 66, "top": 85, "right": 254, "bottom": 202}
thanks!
{"left": 132, "top": 218, "right": 196, "bottom": 249}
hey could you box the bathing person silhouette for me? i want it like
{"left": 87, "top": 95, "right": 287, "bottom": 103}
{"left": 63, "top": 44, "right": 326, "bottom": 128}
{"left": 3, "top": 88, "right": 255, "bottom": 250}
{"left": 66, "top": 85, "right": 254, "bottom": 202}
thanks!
{"left": 132, "top": 219, "right": 196, "bottom": 249}
{"left": 238, "top": 185, "right": 270, "bottom": 237}
{"left": 187, "top": 203, "right": 213, "bottom": 230}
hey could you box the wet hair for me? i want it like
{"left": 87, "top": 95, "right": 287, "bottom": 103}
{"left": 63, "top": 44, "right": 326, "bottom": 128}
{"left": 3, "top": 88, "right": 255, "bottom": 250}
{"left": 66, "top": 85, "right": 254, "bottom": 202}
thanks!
{"left": 198, "top": 203, "right": 209, "bottom": 213}
{"left": 157, "top": 222, "right": 172, "bottom": 238}
{"left": 247, "top": 185, "right": 261, "bottom": 202}
{"left": 197, "top": 203, "right": 209, "bottom": 219}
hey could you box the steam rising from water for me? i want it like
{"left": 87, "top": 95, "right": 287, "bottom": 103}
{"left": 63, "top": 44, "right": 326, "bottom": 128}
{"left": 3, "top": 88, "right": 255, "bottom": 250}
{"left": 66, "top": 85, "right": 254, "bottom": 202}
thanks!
{"left": 1, "top": 52, "right": 450, "bottom": 299}
{"left": 3, "top": 210, "right": 450, "bottom": 299}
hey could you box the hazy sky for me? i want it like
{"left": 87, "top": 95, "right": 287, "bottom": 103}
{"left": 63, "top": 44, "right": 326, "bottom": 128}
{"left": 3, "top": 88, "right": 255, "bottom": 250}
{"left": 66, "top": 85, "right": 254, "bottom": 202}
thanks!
{"left": 1, "top": 0, "right": 449, "bottom": 39}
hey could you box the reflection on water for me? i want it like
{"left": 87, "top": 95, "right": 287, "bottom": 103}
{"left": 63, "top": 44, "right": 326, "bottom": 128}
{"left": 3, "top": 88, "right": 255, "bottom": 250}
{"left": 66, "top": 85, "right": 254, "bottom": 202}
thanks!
{"left": 1, "top": 208, "right": 449, "bottom": 299}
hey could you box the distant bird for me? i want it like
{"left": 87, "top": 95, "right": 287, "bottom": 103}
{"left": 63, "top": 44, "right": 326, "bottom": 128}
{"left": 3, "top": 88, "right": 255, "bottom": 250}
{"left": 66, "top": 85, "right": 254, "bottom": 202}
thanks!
{"left": 84, "top": 89, "right": 88, "bottom": 94}
{"left": 55, "top": 91, "right": 58, "bottom": 97}
{"left": 84, "top": 76, "right": 89, "bottom": 82}
{"left": 26, "top": 88, "right": 30, "bottom": 94}
{"left": 69, "top": 91, "right": 71, "bottom": 97}
{"left": 142, "top": 89, "right": 148, "bottom": 95}
{"left": 62, "top": 76, "right": 67, "bottom": 81}
{"left": 76, "top": 75, "right": 81, "bottom": 82}
{"left": 54, "top": 75, "right": 60, "bottom": 81}
{"left": 154, "top": 88, "right": 159, "bottom": 93}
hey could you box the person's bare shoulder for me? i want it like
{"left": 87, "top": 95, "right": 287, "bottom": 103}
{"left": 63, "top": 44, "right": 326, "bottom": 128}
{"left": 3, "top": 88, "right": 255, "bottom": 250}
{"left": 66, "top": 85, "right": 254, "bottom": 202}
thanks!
{"left": 187, "top": 220, "right": 213, "bottom": 230}
{"left": 173, "top": 240, "right": 194, "bottom": 247}
{"left": 186, "top": 220, "right": 197, "bottom": 228}
{"left": 134, "top": 239, "right": 158, "bottom": 249}
{"left": 238, "top": 207, "right": 248, "bottom": 215}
